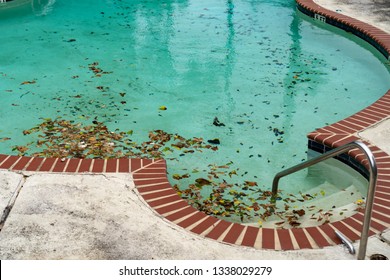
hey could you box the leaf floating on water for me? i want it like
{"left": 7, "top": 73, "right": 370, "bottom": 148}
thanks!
{"left": 96, "top": 86, "right": 109, "bottom": 92}
{"left": 21, "top": 80, "right": 36, "bottom": 85}
{"left": 172, "top": 173, "right": 190, "bottom": 180}
{"left": 12, "top": 145, "right": 29, "bottom": 155}
{"left": 213, "top": 117, "right": 225, "bottom": 127}
{"left": 0, "top": 137, "right": 11, "bottom": 142}
{"left": 234, "top": 200, "right": 241, "bottom": 206}
{"left": 207, "top": 138, "right": 220, "bottom": 145}
{"left": 293, "top": 209, "right": 305, "bottom": 217}
{"left": 88, "top": 61, "right": 112, "bottom": 77}
{"left": 171, "top": 142, "right": 186, "bottom": 149}
{"left": 252, "top": 202, "right": 260, "bottom": 211}
{"left": 195, "top": 178, "right": 212, "bottom": 186}
{"left": 159, "top": 106, "right": 167, "bottom": 110}
{"left": 228, "top": 170, "right": 237, "bottom": 177}
{"left": 244, "top": 181, "right": 258, "bottom": 187}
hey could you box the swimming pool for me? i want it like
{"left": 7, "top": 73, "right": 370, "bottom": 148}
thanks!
{"left": 1, "top": 0, "right": 390, "bottom": 224}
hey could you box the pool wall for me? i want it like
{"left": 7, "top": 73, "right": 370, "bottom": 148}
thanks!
{"left": 1, "top": 0, "right": 390, "bottom": 251}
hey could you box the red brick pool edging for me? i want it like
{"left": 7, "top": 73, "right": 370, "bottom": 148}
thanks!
{"left": 1, "top": 0, "right": 390, "bottom": 252}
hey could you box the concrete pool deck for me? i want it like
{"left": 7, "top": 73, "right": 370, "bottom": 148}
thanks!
{"left": 1, "top": 0, "right": 390, "bottom": 260}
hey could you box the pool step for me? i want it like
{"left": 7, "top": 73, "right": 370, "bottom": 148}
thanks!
{"left": 246, "top": 183, "right": 364, "bottom": 228}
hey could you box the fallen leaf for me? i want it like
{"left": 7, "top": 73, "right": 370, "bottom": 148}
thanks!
{"left": 244, "top": 181, "right": 258, "bottom": 186}
{"left": 293, "top": 209, "right": 305, "bottom": 216}
{"left": 195, "top": 178, "right": 212, "bottom": 186}
{"left": 21, "top": 80, "right": 36, "bottom": 85}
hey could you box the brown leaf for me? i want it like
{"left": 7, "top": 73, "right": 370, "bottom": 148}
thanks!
{"left": 252, "top": 202, "right": 260, "bottom": 211}
{"left": 293, "top": 209, "right": 306, "bottom": 217}
{"left": 21, "top": 80, "right": 36, "bottom": 85}
{"left": 172, "top": 142, "right": 186, "bottom": 149}
{"left": 195, "top": 178, "right": 212, "bottom": 186}
{"left": 15, "top": 146, "right": 29, "bottom": 153}
{"left": 289, "top": 221, "right": 301, "bottom": 227}
{"left": 244, "top": 181, "right": 258, "bottom": 187}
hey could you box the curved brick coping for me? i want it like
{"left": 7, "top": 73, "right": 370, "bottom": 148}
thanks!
{"left": 1, "top": 1, "right": 390, "bottom": 252}
{"left": 0, "top": 155, "right": 157, "bottom": 173}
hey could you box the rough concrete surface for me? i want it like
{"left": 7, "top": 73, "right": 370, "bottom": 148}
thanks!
{"left": 0, "top": 171, "right": 388, "bottom": 260}
{"left": 314, "top": 0, "right": 390, "bottom": 34}
{"left": 359, "top": 118, "right": 390, "bottom": 155}
{"left": 0, "top": 170, "right": 24, "bottom": 213}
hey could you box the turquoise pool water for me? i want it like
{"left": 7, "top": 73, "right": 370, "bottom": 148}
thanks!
{"left": 1, "top": 0, "right": 390, "bottom": 220}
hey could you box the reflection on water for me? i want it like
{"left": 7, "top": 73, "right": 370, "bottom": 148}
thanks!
{"left": 0, "top": 0, "right": 56, "bottom": 17}
{"left": 32, "top": 0, "right": 56, "bottom": 16}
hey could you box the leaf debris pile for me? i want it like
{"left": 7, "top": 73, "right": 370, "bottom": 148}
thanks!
{"left": 13, "top": 117, "right": 218, "bottom": 159}
{"left": 12, "top": 118, "right": 365, "bottom": 228}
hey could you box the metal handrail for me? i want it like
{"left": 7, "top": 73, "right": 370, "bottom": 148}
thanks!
{"left": 271, "top": 141, "right": 377, "bottom": 260}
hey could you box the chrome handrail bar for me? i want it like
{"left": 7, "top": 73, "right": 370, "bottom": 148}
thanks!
{"left": 335, "top": 230, "right": 355, "bottom": 255}
{"left": 271, "top": 141, "right": 377, "bottom": 260}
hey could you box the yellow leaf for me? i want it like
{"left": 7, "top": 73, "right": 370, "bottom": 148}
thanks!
{"left": 355, "top": 199, "right": 364, "bottom": 205}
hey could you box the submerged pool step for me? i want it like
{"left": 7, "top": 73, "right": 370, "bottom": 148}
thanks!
{"left": 257, "top": 184, "right": 364, "bottom": 229}
{"left": 302, "top": 184, "right": 363, "bottom": 210}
